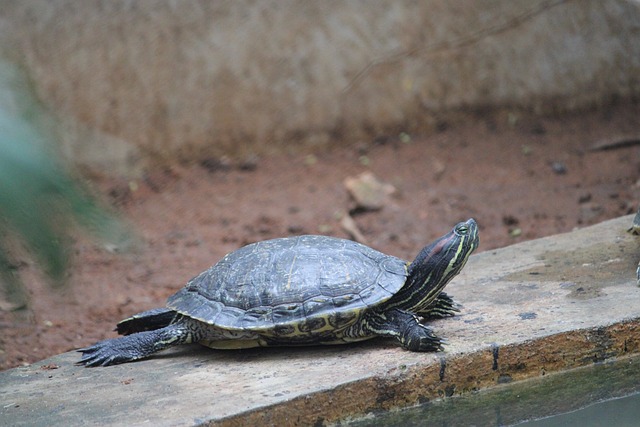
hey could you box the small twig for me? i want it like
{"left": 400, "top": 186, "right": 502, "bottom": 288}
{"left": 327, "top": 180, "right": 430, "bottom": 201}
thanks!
{"left": 589, "top": 136, "right": 640, "bottom": 152}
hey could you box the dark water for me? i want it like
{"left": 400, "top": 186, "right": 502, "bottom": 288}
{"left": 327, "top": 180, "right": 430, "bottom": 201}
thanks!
{"left": 517, "top": 391, "right": 640, "bottom": 427}
{"left": 346, "top": 355, "right": 640, "bottom": 426}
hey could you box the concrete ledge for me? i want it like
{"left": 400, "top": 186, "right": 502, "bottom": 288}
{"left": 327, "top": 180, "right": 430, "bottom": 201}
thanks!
{"left": 1, "top": 216, "right": 639, "bottom": 426}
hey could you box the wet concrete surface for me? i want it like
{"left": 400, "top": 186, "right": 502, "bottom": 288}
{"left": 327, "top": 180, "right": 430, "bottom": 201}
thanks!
{"left": 1, "top": 216, "right": 639, "bottom": 426}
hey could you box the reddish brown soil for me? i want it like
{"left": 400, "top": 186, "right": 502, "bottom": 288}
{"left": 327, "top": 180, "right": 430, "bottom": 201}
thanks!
{"left": 1, "top": 104, "right": 639, "bottom": 370}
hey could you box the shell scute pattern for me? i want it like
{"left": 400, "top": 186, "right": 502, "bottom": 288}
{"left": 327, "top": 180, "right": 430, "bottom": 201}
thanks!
{"left": 166, "top": 235, "right": 408, "bottom": 332}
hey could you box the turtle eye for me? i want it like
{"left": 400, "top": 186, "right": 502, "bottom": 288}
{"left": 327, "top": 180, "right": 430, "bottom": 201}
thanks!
{"left": 456, "top": 225, "right": 468, "bottom": 235}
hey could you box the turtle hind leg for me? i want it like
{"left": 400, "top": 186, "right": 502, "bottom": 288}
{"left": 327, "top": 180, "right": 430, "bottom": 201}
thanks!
{"left": 78, "top": 321, "right": 195, "bottom": 367}
{"left": 417, "top": 292, "right": 461, "bottom": 320}
{"left": 364, "top": 308, "right": 444, "bottom": 352}
{"left": 116, "top": 307, "right": 177, "bottom": 335}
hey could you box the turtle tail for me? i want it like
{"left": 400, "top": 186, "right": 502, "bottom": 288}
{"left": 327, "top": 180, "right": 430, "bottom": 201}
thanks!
{"left": 116, "top": 307, "right": 178, "bottom": 335}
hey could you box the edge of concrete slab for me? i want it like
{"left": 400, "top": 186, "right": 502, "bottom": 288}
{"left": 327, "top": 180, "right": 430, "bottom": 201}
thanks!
{"left": 1, "top": 215, "right": 639, "bottom": 426}
{"left": 228, "top": 322, "right": 640, "bottom": 427}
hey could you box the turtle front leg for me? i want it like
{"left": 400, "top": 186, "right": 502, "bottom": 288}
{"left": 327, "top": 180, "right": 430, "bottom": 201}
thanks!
{"left": 365, "top": 308, "right": 444, "bottom": 352}
{"left": 416, "top": 292, "right": 460, "bottom": 320}
{"left": 78, "top": 321, "right": 195, "bottom": 367}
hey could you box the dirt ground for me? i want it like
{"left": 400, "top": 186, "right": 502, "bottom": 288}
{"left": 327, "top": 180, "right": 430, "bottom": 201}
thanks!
{"left": 1, "top": 102, "right": 640, "bottom": 371}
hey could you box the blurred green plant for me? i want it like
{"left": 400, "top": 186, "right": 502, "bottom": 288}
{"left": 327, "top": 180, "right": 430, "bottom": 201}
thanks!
{"left": 0, "top": 59, "right": 126, "bottom": 310}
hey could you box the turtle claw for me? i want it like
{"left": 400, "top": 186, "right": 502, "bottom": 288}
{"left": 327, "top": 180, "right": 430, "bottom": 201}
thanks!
{"left": 77, "top": 323, "right": 190, "bottom": 367}
{"left": 403, "top": 326, "right": 445, "bottom": 352}
{"left": 76, "top": 339, "right": 136, "bottom": 367}
{"left": 76, "top": 333, "right": 157, "bottom": 367}
{"left": 428, "top": 336, "right": 447, "bottom": 352}
{"left": 419, "top": 292, "right": 462, "bottom": 320}
{"left": 417, "top": 335, "right": 445, "bottom": 352}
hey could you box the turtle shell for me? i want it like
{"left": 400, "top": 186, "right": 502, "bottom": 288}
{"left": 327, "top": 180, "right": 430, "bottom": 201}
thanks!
{"left": 166, "top": 235, "right": 408, "bottom": 333}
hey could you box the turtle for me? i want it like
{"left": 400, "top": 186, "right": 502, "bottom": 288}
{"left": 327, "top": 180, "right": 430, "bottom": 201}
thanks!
{"left": 78, "top": 218, "right": 479, "bottom": 367}
{"left": 629, "top": 206, "right": 640, "bottom": 286}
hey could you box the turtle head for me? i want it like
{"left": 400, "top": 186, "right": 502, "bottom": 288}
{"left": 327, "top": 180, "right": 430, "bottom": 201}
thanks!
{"left": 386, "top": 218, "right": 479, "bottom": 312}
